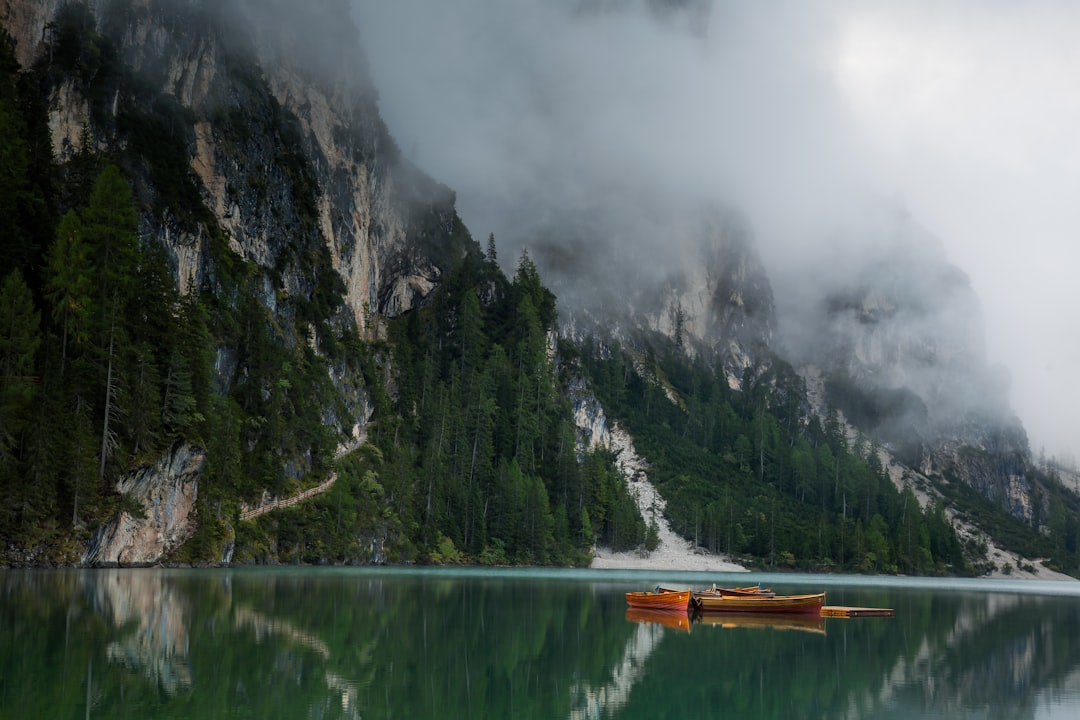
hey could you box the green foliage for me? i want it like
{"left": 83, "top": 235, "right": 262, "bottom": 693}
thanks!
{"left": 1, "top": 28, "right": 55, "bottom": 290}
{"left": 370, "top": 248, "right": 626, "bottom": 566}
{"left": 0, "top": 269, "right": 41, "bottom": 462}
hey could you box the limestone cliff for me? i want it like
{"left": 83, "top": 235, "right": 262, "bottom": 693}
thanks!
{"left": 83, "top": 443, "right": 205, "bottom": 566}
{"left": 552, "top": 207, "right": 775, "bottom": 390}
{"left": 648, "top": 211, "right": 775, "bottom": 389}
{"left": 0, "top": 0, "right": 457, "bottom": 336}
{"left": 783, "top": 222, "right": 1039, "bottom": 519}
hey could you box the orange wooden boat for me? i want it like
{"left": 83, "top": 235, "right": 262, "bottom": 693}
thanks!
{"left": 625, "top": 588, "right": 693, "bottom": 611}
{"left": 693, "top": 591, "right": 825, "bottom": 614}
{"left": 625, "top": 607, "right": 692, "bottom": 632}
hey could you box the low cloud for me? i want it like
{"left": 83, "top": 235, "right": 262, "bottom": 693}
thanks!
{"left": 352, "top": 0, "right": 1080, "bottom": 461}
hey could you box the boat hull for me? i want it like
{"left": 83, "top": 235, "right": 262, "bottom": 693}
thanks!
{"left": 625, "top": 589, "right": 693, "bottom": 611}
{"left": 693, "top": 591, "right": 825, "bottom": 614}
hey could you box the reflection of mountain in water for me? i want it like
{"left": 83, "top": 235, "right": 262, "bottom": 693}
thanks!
{"left": 91, "top": 570, "right": 193, "bottom": 696}
{"left": 88, "top": 571, "right": 372, "bottom": 718}
{"left": 569, "top": 620, "right": 666, "bottom": 720}
{"left": 607, "top": 587, "right": 1080, "bottom": 719}
{"left": 869, "top": 593, "right": 1080, "bottom": 719}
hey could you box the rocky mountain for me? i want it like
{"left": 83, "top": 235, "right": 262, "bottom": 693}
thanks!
{"left": 1, "top": 0, "right": 1076, "bottom": 573}
{"left": 770, "top": 214, "right": 1053, "bottom": 526}
{"left": 13, "top": 0, "right": 458, "bottom": 336}
{"left": 549, "top": 205, "right": 775, "bottom": 390}
{"left": 1, "top": 0, "right": 474, "bottom": 564}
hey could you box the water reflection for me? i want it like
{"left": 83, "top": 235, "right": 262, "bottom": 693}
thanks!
{"left": 625, "top": 607, "right": 692, "bottom": 633}
{"left": 570, "top": 620, "right": 665, "bottom": 720}
{"left": 95, "top": 570, "right": 193, "bottom": 695}
{"left": 868, "top": 593, "right": 1077, "bottom": 719}
{"left": 0, "top": 570, "right": 1078, "bottom": 719}
{"left": 691, "top": 611, "right": 826, "bottom": 635}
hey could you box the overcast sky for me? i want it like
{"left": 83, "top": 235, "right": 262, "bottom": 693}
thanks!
{"left": 352, "top": 0, "right": 1080, "bottom": 463}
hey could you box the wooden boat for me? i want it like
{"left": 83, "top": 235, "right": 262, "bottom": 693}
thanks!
{"left": 705, "top": 584, "right": 775, "bottom": 597}
{"left": 692, "top": 612, "right": 825, "bottom": 635}
{"left": 625, "top": 588, "right": 693, "bottom": 611}
{"left": 693, "top": 590, "right": 825, "bottom": 614}
{"left": 625, "top": 607, "right": 692, "bottom": 632}
{"left": 658, "top": 584, "right": 773, "bottom": 598}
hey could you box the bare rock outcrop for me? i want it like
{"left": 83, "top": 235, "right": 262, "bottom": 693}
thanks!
{"left": 83, "top": 443, "right": 206, "bottom": 566}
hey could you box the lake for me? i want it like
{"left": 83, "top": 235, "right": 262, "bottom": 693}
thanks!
{"left": 1, "top": 568, "right": 1078, "bottom": 719}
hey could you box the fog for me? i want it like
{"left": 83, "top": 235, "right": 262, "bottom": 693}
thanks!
{"left": 351, "top": 0, "right": 1080, "bottom": 462}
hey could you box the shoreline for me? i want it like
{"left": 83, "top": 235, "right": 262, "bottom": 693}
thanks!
{"left": 588, "top": 545, "right": 1077, "bottom": 582}
{"left": 0, "top": 559, "right": 1075, "bottom": 581}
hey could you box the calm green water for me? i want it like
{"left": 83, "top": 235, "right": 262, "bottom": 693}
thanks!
{"left": 2, "top": 569, "right": 1079, "bottom": 719}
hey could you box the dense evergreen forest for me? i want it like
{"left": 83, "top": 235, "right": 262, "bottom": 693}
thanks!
{"left": 1, "top": 5, "right": 1076, "bottom": 574}
{"left": 236, "top": 244, "right": 650, "bottom": 566}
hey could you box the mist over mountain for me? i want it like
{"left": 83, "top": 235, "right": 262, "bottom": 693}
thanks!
{"left": 3, "top": 0, "right": 1077, "bottom": 573}
{"left": 352, "top": 0, "right": 1080, "bottom": 464}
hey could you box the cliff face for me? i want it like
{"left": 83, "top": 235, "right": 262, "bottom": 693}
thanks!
{"left": 551, "top": 206, "right": 776, "bottom": 390}
{"left": 83, "top": 443, "right": 205, "bottom": 566}
{"left": 774, "top": 220, "right": 1043, "bottom": 520}
{"left": 2, "top": 0, "right": 455, "bottom": 337}
{"left": 654, "top": 211, "right": 775, "bottom": 389}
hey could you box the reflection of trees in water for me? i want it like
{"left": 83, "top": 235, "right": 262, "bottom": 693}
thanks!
{"left": 605, "top": 589, "right": 1080, "bottom": 719}
{"left": 233, "top": 605, "right": 331, "bottom": 659}
{"left": 16, "top": 570, "right": 374, "bottom": 718}
{"left": 325, "top": 577, "right": 637, "bottom": 719}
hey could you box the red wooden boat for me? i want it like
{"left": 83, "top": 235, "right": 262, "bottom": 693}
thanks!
{"left": 625, "top": 588, "right": 693, "bottom": 612}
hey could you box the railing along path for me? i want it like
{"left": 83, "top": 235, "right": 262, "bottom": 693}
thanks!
{"left": 238, "top": 441, "right": 360, "bottom": 521}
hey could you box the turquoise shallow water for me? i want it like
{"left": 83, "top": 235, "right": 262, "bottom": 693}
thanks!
{"left": 1, "top": 568, "right": 1078, "bottom": 719}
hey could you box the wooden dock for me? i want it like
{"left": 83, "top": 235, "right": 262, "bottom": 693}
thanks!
{"left": 820, "top": 606, "right": 895, "bottom": 618}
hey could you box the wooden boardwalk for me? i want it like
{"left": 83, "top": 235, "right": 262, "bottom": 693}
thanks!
{"left": 238, "top": 440, "right": 362, "bottom": 522}
{"left": 239, "top": 473, "right": 338, "bottom": 521}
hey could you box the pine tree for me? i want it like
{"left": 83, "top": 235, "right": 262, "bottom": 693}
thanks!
{"left": 81, "top": 166, "right": 140, "bottom": 483}
{"left": 45, "top": 210, "right": 92, "bottom": 375}
{"left": 82, "top": 165, "right": 139, "bottom": 340}
{"left": 0, "top": 269, "right": 40, "bottom": 462}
